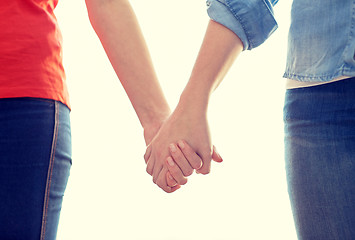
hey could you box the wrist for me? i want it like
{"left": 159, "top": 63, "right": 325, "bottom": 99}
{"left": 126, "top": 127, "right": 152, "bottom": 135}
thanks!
{"left": 142, "top": 107, "right": 171, "bottom": 145}
{"left": 177, "top": 82, "right": 211, "bottom": 117}
{"left": 141, "top": 106, "right": 170, "bottom": 130}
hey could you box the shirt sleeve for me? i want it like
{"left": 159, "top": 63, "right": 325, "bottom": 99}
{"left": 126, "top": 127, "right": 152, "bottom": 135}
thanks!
{"left": 206, "top": 0, "right": 278, "bottom": 51}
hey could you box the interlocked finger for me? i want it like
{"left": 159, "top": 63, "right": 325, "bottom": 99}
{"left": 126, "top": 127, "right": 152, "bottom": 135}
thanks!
{"left": 156, "top": 168, "right": 180, "bottom": 193}
{"left": 169, "top": 143, "right": 194, "bottom": 176}
{"left": 177, "top": 140, "right": 203, "bottom": 170}
{"left": 166, "top": 171, "right": 178, "bottom": 187}
{"left": 166, "top": 157, "right": 188, "bottom": 185}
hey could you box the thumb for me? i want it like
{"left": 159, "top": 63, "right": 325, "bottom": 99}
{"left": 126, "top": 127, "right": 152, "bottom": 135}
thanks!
{"left": 212, "top": 145, "right": 223, "bottom": 163}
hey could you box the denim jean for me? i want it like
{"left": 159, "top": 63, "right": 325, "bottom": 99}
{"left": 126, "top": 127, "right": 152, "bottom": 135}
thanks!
{"left": 284, "top": 77, "right": 355, "bottom": 239}
{"left": 0, "top": 98, "right": 72, "bottom": 240}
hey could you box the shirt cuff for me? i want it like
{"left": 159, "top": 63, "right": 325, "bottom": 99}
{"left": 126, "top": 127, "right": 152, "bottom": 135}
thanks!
{"left": 207, "top": 0, "right": 249, "bottom": 50}
{"left": 206, "top": 0, "right": 278, "bottom": 51}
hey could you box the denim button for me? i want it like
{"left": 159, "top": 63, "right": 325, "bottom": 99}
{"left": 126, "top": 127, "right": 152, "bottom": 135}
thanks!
{"left": 206, "top": 0, "right": 211, "bottom": 7}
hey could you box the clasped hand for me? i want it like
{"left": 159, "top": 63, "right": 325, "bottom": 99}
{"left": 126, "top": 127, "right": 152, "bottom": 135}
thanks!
{"left": 143, "top": 103, "right": 223, "bottom": 193}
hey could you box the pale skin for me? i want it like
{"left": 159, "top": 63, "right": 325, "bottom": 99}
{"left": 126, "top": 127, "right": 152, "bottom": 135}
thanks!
{"left": 145, "top": 20, "right": 244, "bottom": 190}
{"left": 85, "top": 0, "right": 223, "bottom": 192}
{"left": 85, "top": 0, "right": 170, "bottom": 141}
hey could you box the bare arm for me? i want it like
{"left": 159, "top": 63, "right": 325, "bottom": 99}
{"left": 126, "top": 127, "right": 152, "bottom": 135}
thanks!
{"left": 180, "top": 19, "right": 243, "bottom": 117}
{"left": 145, "top": 20, "right": 243, "bottom": 188}
{"left": 85, "top": 0, "right": 170, "bottom": 143}
{"left": 175, "top": 19, "right": 243, "bottom": 174}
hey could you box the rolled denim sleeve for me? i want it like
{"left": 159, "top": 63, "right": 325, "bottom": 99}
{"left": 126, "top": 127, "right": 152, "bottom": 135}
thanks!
{"left": 206, "top": 0, "right": 278, "bottom": 50}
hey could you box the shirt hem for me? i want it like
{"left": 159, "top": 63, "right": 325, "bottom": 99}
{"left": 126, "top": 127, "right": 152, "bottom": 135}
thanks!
{"left": 0, "top": 88, "right": 70, "bottom": 110}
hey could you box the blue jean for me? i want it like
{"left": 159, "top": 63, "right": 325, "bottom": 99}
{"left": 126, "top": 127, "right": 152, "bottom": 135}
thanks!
{"left": 284, "top": 77, "right": 355, "bottom": 239}
{"left": 0, "top": 98, "right": 72, "bottom": 240}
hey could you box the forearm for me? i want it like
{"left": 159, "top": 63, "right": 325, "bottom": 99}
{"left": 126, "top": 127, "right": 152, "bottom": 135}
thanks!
{"left": 179, "top": 20, "right": 243, "bottom": 113}
{"left": 85, "top": 0, "right": 170, "bottom": 128}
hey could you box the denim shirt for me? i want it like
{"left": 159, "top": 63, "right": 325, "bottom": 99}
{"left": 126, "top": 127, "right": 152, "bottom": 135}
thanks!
{"left": 206, "top": 0, "right": 355, "bottom": 82}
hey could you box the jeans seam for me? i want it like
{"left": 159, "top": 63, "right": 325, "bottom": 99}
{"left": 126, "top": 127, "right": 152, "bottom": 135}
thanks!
{"left": 40, "top": 101, "right": 59, "bottom": 240}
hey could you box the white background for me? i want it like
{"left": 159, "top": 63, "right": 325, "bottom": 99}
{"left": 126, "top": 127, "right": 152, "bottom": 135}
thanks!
{"left": 55, "top": 1, "right": 296, "bottom": 239}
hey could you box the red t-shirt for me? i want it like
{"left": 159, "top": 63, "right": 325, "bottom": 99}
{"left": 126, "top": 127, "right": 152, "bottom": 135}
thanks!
{"left": 0, "top": 0, "right": 70, "bottom": 108}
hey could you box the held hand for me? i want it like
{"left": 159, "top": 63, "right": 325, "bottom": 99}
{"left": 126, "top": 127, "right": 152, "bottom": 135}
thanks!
{"left": 166, "top": 142, "right": 223, "bottom": 187}
{"left": 143, "top": 115, "right": 186, "bottom": 193}
{"left": 144, "top": 124, "right": 201, "bottom": 193}
{"left": 165, "top": 141, "right": 203, "bottom": 187}
{"left": 144, "top": 101, "right": 222, "bottom": 192}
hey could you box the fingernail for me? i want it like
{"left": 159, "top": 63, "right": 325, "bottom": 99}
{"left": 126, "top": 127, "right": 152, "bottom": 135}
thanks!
{"left": 178, "top": 140, "right": 185, "bottom": 149}
{"left": 167, "top": 157, "right": 174, "bottom": 166}
{"left": 169, "top": 144, "right": 177, "bottom": 153}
